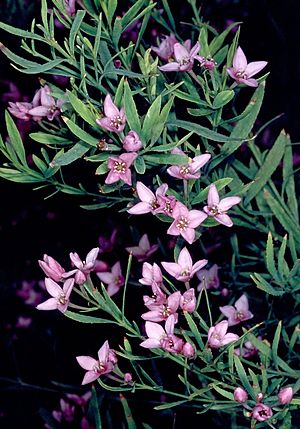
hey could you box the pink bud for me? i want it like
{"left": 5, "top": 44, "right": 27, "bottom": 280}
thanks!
{"left": 234, "top": 387, "right": 248, "bottom": 403}
{"left": 256, "top": 392, "right": 264, "bottom": 402}
{"left": 252, "top": 403, "right": 273, "bottom": 422}
{"left": 180, "top": 289, "right": 196, "bottom": 313}
{"left": 278, "top": 387, "right": 293, "bottom": 405}
{"left": 38, "top": 254, "right": 65, "bottom": 282}
{"left": 123, "top": 131, "right": 143, "bottom": 152}
{"left": 124, "top": 373, "right": 132, "bottom": 383}
{"left": 181, "top": 342, "right": 195, "bottom": 358}
{"left": 221, "top": 288, "right": 229, "bottom": 297}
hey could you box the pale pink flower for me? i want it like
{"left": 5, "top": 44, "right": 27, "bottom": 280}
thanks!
{"left": 203, "top": 184, "right": 241, "bottom": 227}
{"left": 181, "top": 342, "right": 196, "bottom": 358}
{"left": 278, "top": 387, "right": 293, "bottom": 405}
{"left": 64, "top": 0, "right": 76, "bottom": 16}
{"left": 63, "top": 248, "right": 99, "bottom": 285}
{"left": 162, "top": 247, "right": 207, "bottom": 282}
{"left": 220, "top": 294, "right": 253, "bottom": 326}
{"left": 167, "top": 202, "right": 207, "bottom": 244}
{"left": 227, "top": 46, "right": 267, "bottom": 87}
{"left": 167, "top": 148, "right": 211, "bottom": 180}
{"left": 126, "top": 233, "right": 159, "bottom": 262}
{"left": 197, "top": 264, "right": 219, "bottom": 290}
{"left": 234, "top": 339, "right": 259, "bottom": 358}
{"left": 180, "top": 288, "right": 196, "bottom": 313}
{"left": 143, "top": 283, "right": 167, "bottom": 309}
{"left": 151, "top": 34, "right": 178, "bottom": 61}
{"left": 140, "top": 315, "right": 184, "bottom": 353}
{"left": 159, "top": 42, "right": 201, "bottom": 72}
{"left": 38, "top": 254, "right": 65, "bottom": 282}
{"left": 208, "top": 320, "right": 239, "bottom": 348}
{"left": 96, "top": 94, "right": 126, "bottom": 133}
{"left": 106, "top": 152, "right": 137, "bottom": 186}
{"left": 8, "top": 101, "right": 33, "bottom": 121}
{"left": 36, "top": 278, "right": 74, "bottom": 313}
{"left": 97, "top": 261, "right": 124, "bottom": 296}
{"left": 139, "top": 262, "right": 163, "bottom": 287}
{"left": 251, "top": 403, "right": 273, "bottom": 422}
{"left": 234, "top": 387, "right": 248, "bottom": 403}
{"left": 123, "top": 130, "right": 143, "bottom": 152}
{"left": 76, "top": 340, "right": 116, "bottom": 385}
{"left": 28, "top": 85, "right": 64, "bottom": 121}
{"left": 141, "top": 291, "right": 181, "bottom": 322}
{"left": 128, "top": 182, "right": 176, "bottom": 216}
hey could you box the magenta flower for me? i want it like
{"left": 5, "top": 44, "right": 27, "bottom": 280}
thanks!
{"left": 220, "top": 294, "right": 253, "bottom": 326}
{"left": 159, "top": 41, "right": 201, "bottom": 72}
{"left": 128, "top": 182, "right": 176, "bottom": 216}
{"left": 199, "top": 56, "right": 217, "bottom": 70}
{"left": 139, "top": 262, "right": 163, "bottom": 287}
{"left": 28, "top": 85, "right": 64, "bottom": 121}
{"left": 182, "top": 342, "right": 196, "bottom": 358}
{"left": 76, "top": 340, "right": 116, "bottom": 385}
{"left": 140, "top": 315, "right": 184, "bottom": 353}
{"left": 251, "top": 404, "right": 273, "bottom": 422}
{"left": 278, "top": 387, "right": 293, "bottom": 405}
{"left": 64, "top": 0, "right": 76, "bottom": 16}
{"left": 197, "top": 264, "right": 219, "bottom": 290}
{"left": 123, "top": 130, "right": 143, "bottom": 152}
{"left": 162, "top": 247, "right": 207, "bottom": 282}
{"left": 38, "top": 254, "right": 65, "bottom": 282}
{"left": 227, "top": 46, "right": 267, "bottom": 87}
{"left": 180, "top": 288, "right": 196, "bottom": 313}
{"left": 167, "top": 202, "right": 207, "bottom": 244}
{"left": 36, "top": 278, "right": 74, "bottom": 313}
{"left": 234, "top": 387, "right": 248, "bottom": 403}
{"left": 143, "top": 283, "right": 167, "bottom": 309}
{"left": 8, "top": 101, "right": 34, "bottom": 121}
{"left": 97, "top": 261, "right": 124, "bottom": 296}
{"left": 63, "top": 248, "right": 99, "bottom": 285}
{"left": 208, "top": 320, "right": 239, "bottom": 348}
{"left": 142, "top": 291, "right": 181, "bottom": 322}
{"left": 203, "top": 184, "right": 241, "bottom": 227}
{"left": 151, "top": 34, "right": 178, "bottom": 61}
{"left": 125, "top": 233, "right": 159, "bottom": 262}
{"left": 106, "top": 152, "right": 137, "bottom": 186}
{"left": 167, "top": 148, "right": 211, "bottom": 180}
{"left": 96, "top": 94, "right": 126, "bottom": 133}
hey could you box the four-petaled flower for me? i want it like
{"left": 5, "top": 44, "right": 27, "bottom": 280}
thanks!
{"left": 36, "top": 278, "right": 74, "bottom": 313}
{"left": 63, "top": 247, "right": 99, "bottom": 285}
{"left": 139, "top": 262, "right": 163, "bottom": 287}
{"left": 123, "top": 130, "right": 143, "bottom": 152}
{"left": 140, "top": 315, "right": 184, "bottom": 353}
{"left": 167, "top": 148, "right": 211, "bottom": 180}
{"left": 208, "top": 320, "right": 239, "bottom": 348}
{"left": 126, "top": 233, "right": 159, "bottom": 262}
{"left": 162, "top": 247, "right": 207, "bottom": 282}
{"left": 141, "top": 291, "right": 181, "bottom": 322}
{"left": 38, "top": 254, "right": 65, "bottom": 282}
{"left": 151, "top": 34, "right": 178, "bottom": 61}
{"left": 227, "top": 46, "right": 267, "bottom": 87}
{"left": 168, "top": 202, "right": 207, "bottom": 244}
{"left": 220, "top": 294, "right": 253, "bottom": 326}
{"left": 180, "top": 288, "right": 196, "bottom": 313}
{"left": 28, "top": 85, "right": 64, "bottom": 121}
{"left": 76, "top": 340, "right": 117, "bottom": 385}
{"left": 97, "top": 261, "right": 124, "bottom": 296}
{"left": 159, "top": 42, "right": 201, "bottom": 72}
{"left": 106, "top": 152, "right": 137, "bottom": 186}
{"left": 128, "top": 182, "right": 176, "bottom": 216}
{"left": 96, "top": 94, "right": 126, "bottom": 133}
{"left": 203, "top": 184, "right": 241, "bottom": 227}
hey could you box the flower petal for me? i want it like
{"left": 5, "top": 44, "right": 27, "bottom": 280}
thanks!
{"left": 245, "top": 61, "right": 267, "bottom": 78}
{"left": 159, "top": 62, "right": 180, "bottom": 72}
{"left": 81, "top": 371, "right": 100, "bottom": 385}
{"left": 214, "top": 213, "right": 233, "bottom": 227}
{"left": 45, "top": 278, "right": 62, "bottom": 297}
{"left": 76, "top": 356, "right": 98, "bottom": 370}
{"left": 207, "top": 184, "right": 220, "bottom": 207}
{"left": 103, "top": 94, "right": 120, "bottom": 118}
{"left": 36, "top": 298, "right": 58, "bottom": 311}
{"left": 136, "top": 181, "right": 155, "bottom": 203}
{"left": 145, "top": 321, "right": 165, "bottom": 339}
{"left": 178, "top": 247, "right": 192, "bottom": 269}
{"left": 218, "top": 196, "right": 241, "bottom": 211}
{"left": 98, "top": 340, "right": 109, "bottom": 362}
{"left": 233, "top": 46, "right": 247, "bottom": 71}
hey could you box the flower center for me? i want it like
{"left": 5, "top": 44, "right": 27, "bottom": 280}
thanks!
{"left": 235, "top": 311, "right": 244, "bottom": 321}
{"left": 180, "top": 57, "right": 190, "bottom": 66}
{"left": 58, "top": 293, "right": 67, "bottom": 305}
{"left": 209, "top": 205, "right": 220, "bottom": 215}
{"left": 180, "top": 165, "right": 190, "bottom": 175}
{"left": 114, "top": 275, "right": 123, "bottom": 286}
{"left": 93, "top": 361, "right": 105, "bottom": 374}
{"left": 113, "top": 161, "right": 126, "bottom": 174}
{"left": 48, "top": 105, "right": 56, "bottom": 113}
{"left": 176, "top": 216, "right": 189, "bottom": 231}
{"left": 150, "top": 199, "right": 160, "bottom": 210}
{"left": 110, "top": 115, "right": 123, "bottom": 129}
{"left": 181, "top": 268, "right": 190, "bottom": 277}
{"left": 162, "top": 306, "right": 171, "bottom": 318}
{"left": 164, "top": 200, "right": 173, "bottom": 215}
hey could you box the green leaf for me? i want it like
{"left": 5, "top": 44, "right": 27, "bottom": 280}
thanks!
{"left": 192, "top": 178, "right": 233, "bottom": 204}
{"left": 124, "top": 82, "right": 142, "bottom": 134}
{"left": 142, "top": 95, "right": 161, "bottom": 144}
{"left": 62, "top": 117, "right": 98, "bottom": 146}
{"left": 69, "top": 10, "right": 86, "bottom": 55}
{"left": 144, "top": 153, "right": 189, "bottom": 165}
{"left": 67, "top": 91, "right": 97, "bottom": 126}
{"left": 50, "top": 142, "right": 90, "bottom": 166}
{"left": 134, "top": 156, "right": 146, "bottom": 174}
{"left": 184, "top": 312, "right": 204, "bottom": 349}
{"left": 278, "top": 235, "right": 289, "bottom": 280}
{"left": 64, "top": 311, "right": 116, "bottom": 324}
{"left": 107, "top": 0, "right": 118, "bottom": 25}
{"left": 283, "top": 134, "right": 298, "bottom": 221}
{"left": 209, "top": 22, "right": 242, "bottom": 56}
{"left": 30, "top": 132, "right": 72, "bottom": 145}
{"left": 0, "top": 168, "right": 43, "bottom": 183}
{"left": 5, "top": 111, "right": 27, "bottom": 165}
{"left": 272, "top": 321, "right": 282, "bottom": 368}
{"left": 212, "top": 384, "right": 234, "bottom": 401}
{"left": 120, "top": 394, "right": 137, "bottom": 429}
{"left": 265, "top": 232, "right": 279, "bottom": 281}
{"left": 91, "top": 387, "right": 102, "bottom": 429}
{"left": 250, "top": 273, "right": 284, "bottom": 296}
{"left": 154, "top": 400, "right": 188, "bottom": 410}
{"left": 0, "top": 22, "right": 45, "bottom": 41}
{"left": 212, "top": 90, "right": 234, "bottom": 109}
{"left": 244, "top": 131, "right": 286, "bottom": 205}
{"left": 233, "top": 355, "right": 256, "bottom": 399}
{"left": 18, "top": 58, "right": 66, "bottom": 74}
{"left": 187, "top": 107, "right": 213, "bottom": 117}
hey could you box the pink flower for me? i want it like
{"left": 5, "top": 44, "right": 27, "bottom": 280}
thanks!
{"left": 106, "top": 152, "right": 137, "bottom": 186}
{"left": 140, "top": 315, "right": 184, "bottom": 353}
{"left": 36, "top": 278, "right": 74, "bottom": 313}
{"left": 162, "top": 247, "right": 207, "bottom": 282}
{"left": 38, "top": 254, "right": 65, "bottom": 282}
{"left": 28, "top": 85, "right": 64, "bottom": 121}
{"left": 66, "top": 391, "right": 92, "bottom": 409}
{"left": 143, "top": 283, "right": 167, "bottom": 309}
{"left": 227, "top": 46, "right": 267, "bottom": 87}
{"left": 76, "top": 340, "right": 116, "bottom": 385}
{"left": 181, "top": 342, "right": 196, "bottom": 358}
{"left": 96, "top": 94, "right": 126, "bottom": 133}
{"left": 8, "top": 101, "right": 34, "bottom": 120}
{"left": 16, "top": 316, "right": 32, "bottom": 329}
{"left": 128, "top": 182, "right": 176, "bottom": 216}
{"left": 234, "top": 339, "right": 259, "bottom": 358}
{"left": 234, "top": 387, "right": 248, "bottom": 403}
{"left": 278, "top": 387, "right": 293, "bottom": 405}
{"left": 63, "top": 248, "right": 99, "bottom": 285}
{"left": 159, "top": 42, "right": 201, "bottom": 72}
{"left": 203, "top": 184, "right": 241, "bottom": 227}
{"left": 197, "top": 264, "right": 219, "bottom": 290}
{"left": 151, "top": 34, "right": 178, "bottom": 61}
{"left": 97, "top": 261, "right": 124, "bottom": 296}
{"left": 220, "top": 294, "right": 253, "bottom": 326}
{"left": 126, "top": 233, "right": 159, "bottom": 262}
{"left": 124, "top": 373, "right": 133, "bottom": 383}
{"left": 142, "top": 291, "right": 181, "bottom": 322}
{"left": 180, "top": 288, "right": 196, "bottom": 313}
{"left": 123, "top": 130, "right": 143, "bottom": 152}
{"left": 167, "top": 202, "right": 207, "bottom": 244}
{"left": 16, "top": 280, "right": 43, "bottom": 306}
{"left": 198, "top": 56, "right": 217, "bottom": 70}
{"left": 208, "top": 320, "right": 239, "bottom": 348}
{"left": 64, "top": 0, "right": 76, "bottom": 16}
{"left": 98, "top": 228, "right": 118, "bottom": 254}
{"left": 251, "top": 403, "right": 273, "bottom": 422}
{"left": 139, "top": 262, "right": 163, "bottom": 287}
{"left": 167, "top": 148, "right": 211, "bottom": 180}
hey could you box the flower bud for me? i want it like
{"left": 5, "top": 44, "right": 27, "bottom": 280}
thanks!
{"left": 182, "top": 342, "right": 195, "bottom": 358}
{"left": 123, "top": 131, "right": 143, "bottom": 152}
{"left": 278, "top": 387, "right": 293, "bottom": 405}
{"left": 234, "top": 387, "right": 248, "bottom": 403}
{"left": 252, "top": 403, "right": 273, "bottom": 422}
{"left": 180, "top": 289, "right": 196, "bottom": 313}
{"left": 256, "top": 392, "right": 264, "bottom": 402}
{"left": 221, "top": 288, "right": 229, "bottom": 297}
{"left": 38, "top": 254, "right": 65, "bottom": 282}
{"left": 124, "top": 373, "right": 133, "bottom": 383}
